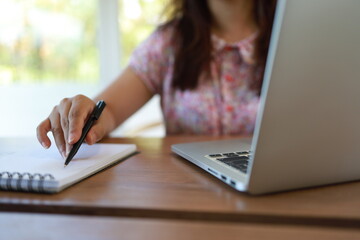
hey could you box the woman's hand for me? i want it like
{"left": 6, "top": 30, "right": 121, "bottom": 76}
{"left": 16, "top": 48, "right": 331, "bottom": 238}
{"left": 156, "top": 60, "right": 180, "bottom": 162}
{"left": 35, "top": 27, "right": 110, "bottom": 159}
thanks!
{"left": 36, "top": 94, "right": 112, "bottom": 158}
{"left": 36, "top": 67, "right": 154, "bottom": 158}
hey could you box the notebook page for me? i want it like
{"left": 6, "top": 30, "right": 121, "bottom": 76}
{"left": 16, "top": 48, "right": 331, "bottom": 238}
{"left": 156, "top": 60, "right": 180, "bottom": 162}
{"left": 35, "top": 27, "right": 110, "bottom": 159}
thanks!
{"left": 0, "top": 143, "right": 135, "bottom": 182}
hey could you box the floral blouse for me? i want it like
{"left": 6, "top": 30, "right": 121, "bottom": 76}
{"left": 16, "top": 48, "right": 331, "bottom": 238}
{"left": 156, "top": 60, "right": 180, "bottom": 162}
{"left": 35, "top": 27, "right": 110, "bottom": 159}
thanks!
{"left": 129, "top": 25, "right": 261, "bottom": 136}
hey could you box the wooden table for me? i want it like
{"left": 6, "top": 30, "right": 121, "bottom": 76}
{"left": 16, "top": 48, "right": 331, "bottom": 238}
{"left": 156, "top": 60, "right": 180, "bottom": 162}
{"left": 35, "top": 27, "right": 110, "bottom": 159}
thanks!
{"left": 1, "top": 136, "right": 360, "bottom": 236}
{"left": 2, "top": 212, "right": 360, "bottom": 240}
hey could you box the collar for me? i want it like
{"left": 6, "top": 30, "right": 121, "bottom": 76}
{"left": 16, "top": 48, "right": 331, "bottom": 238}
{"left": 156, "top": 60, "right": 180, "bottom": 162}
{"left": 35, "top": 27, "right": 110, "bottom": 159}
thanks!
{"left": 211, "top": 32, "right": 258, "bottom": 65}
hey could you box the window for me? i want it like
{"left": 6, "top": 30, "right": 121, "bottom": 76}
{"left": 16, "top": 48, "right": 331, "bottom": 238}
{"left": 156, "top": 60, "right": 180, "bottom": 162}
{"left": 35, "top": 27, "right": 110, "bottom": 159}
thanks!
{"left": 0, "top": 0, "right": 99, "bottom": 84}
{"left": 118, "top": 0, "right": 166, "bottom": 67}
{"left": 0, "top": 0, "right": 165, "bottom": 137}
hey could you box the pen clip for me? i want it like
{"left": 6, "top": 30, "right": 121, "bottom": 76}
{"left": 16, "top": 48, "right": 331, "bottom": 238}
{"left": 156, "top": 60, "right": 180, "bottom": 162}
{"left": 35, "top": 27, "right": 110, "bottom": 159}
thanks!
{"left": 92, "top": 100, "right": 106, "bottom": 120}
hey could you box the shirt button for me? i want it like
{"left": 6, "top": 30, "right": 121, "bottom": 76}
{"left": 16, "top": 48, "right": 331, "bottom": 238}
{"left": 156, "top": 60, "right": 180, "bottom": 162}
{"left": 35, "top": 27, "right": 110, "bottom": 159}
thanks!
{"left": 226, "top": 105, "right": 234, "bottom": 112}
{"left": 225, "top": 74, "right": 234, "bottom": 82}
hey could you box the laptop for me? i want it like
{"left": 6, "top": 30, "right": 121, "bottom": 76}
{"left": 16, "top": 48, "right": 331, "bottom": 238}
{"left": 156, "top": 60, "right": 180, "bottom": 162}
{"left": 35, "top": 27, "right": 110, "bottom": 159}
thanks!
{"left": 172, "top": 0, "right": 360, "bottom": 195}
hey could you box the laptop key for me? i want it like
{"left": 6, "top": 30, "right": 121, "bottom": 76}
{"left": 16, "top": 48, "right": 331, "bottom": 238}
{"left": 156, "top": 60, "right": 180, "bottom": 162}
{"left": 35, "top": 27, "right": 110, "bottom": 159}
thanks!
{"left": 217, "top": 156, "right": 249, "bottom": 162}
{"left": 236, "top": 151, "right": 250, "bottom": 155}
{"left": 216, "top": 156, "right": 249, "bottom": 173}
{"left": 239, "top": 167, "right": 248, "bottom": 173}
{"left": 222, "top": 153, "right": 238, "bottom": 157}
{"left": 230, "top": 162, "right": 248, "bottom": 173}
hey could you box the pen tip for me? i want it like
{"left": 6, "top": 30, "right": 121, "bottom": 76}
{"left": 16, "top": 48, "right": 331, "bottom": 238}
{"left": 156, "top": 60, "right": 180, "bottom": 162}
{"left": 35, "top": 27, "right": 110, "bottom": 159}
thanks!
{"left": 64, "top": 164, "right": 67, "bottom": 168}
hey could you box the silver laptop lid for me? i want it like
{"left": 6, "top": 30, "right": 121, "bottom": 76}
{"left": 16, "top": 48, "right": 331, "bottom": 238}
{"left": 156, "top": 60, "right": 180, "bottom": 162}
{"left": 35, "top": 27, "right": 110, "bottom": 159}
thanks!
{"left": 248, "top": 0, "right": 360, "bottom": 194}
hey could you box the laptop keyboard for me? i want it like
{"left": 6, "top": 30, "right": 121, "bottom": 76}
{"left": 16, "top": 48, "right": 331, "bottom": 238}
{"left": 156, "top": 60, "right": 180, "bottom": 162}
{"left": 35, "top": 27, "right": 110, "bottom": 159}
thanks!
{"left": 207, "top": 151, "right": 251, "bottom": 173}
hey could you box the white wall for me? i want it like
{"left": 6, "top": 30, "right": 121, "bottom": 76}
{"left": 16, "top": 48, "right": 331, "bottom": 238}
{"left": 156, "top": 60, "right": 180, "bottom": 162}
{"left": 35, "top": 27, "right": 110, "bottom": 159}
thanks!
{"left": 0, "top": 84, "right": 164, "bottom": 137}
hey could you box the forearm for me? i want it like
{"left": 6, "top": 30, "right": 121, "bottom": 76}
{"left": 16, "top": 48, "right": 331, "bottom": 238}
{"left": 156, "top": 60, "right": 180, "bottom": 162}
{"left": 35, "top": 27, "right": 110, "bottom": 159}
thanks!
{"left": 94, "top": 66, "right": 154, "bottom": 133}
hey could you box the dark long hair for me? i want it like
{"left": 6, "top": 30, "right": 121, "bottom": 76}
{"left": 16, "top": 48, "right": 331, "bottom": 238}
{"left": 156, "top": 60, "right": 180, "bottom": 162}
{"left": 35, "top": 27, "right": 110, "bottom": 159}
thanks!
{"left": 162, "top": 0, "right": 277, "bottom": 92}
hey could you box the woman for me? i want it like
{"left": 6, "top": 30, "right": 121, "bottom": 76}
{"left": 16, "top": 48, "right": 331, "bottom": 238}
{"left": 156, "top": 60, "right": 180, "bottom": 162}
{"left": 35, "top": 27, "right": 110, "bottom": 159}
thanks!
{"left": 37, "top": 0, "right": 277, "bottom": 158}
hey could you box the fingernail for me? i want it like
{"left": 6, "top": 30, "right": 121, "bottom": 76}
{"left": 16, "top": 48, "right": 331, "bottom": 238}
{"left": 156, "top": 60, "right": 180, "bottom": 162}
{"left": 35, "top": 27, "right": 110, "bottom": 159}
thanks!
{"left": 89, "top": 134, "right": 96, "bottom": 144}
{"left": 87, "top": 133, "right": 93, "bottom": 144}
{"left": 68, "top": 134, "right": 74, "bottom": 144}
{"left": 41, "top": 142, "right": 49, "bottom": 149}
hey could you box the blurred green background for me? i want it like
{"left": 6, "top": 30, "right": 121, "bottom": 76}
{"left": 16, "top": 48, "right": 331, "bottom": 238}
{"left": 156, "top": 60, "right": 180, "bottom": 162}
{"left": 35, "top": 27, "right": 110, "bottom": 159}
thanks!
{"left": 0, "top": 0, "right": 165, "bottom": 85}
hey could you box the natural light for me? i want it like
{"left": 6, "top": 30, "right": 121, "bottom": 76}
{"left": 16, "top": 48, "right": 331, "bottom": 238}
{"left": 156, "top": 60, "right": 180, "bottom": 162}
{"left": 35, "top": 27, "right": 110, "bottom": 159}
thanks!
{"left": 0, "top": 0, "right": 165, "bottom": 137}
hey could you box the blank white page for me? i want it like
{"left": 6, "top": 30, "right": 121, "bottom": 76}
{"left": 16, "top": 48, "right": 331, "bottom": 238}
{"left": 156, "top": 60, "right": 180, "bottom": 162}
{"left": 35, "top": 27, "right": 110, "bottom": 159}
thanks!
{"left": 0, "top": 138, "right": 136, "bottom": 192}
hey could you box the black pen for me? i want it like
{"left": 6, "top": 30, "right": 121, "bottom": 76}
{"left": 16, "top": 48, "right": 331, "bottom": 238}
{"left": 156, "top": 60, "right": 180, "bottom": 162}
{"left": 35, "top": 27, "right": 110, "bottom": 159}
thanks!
{"left": 64, "top": 100, "right": 106, "bottom": 167}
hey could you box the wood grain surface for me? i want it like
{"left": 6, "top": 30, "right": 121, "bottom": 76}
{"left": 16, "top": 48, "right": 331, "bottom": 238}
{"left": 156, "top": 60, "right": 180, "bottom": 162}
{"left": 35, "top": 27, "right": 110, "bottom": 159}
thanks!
{"left": 1, "top": 136, "right": 360, "bottom": 229}
{"left": 2, "top": 213, "right": 360, "bottom": 240}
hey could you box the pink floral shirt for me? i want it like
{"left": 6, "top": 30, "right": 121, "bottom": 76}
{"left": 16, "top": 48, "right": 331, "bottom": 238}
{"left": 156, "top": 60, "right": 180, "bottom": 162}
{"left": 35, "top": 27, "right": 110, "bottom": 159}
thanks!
{"left": 130, "top": 25, "right": 261, "bottom": 136}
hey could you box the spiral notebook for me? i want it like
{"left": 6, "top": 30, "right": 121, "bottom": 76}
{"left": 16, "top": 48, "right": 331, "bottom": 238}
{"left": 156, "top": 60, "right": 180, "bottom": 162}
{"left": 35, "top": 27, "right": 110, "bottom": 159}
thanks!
{"left": 0, "top": 138, "right": 137, "bottom": 193}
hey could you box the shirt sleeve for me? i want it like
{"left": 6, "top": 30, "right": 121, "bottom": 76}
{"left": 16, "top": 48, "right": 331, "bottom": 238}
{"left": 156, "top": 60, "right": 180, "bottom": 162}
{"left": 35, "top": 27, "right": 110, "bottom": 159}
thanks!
{"left": 129, "top": 26, "right": 174, "bottom": 95}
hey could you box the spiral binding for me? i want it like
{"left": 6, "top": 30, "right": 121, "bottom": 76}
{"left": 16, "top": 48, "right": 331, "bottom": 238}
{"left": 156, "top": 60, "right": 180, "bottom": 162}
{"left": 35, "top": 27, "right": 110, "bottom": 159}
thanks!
{"left": 0, "top": 171, "right": 55, "bottom": 193}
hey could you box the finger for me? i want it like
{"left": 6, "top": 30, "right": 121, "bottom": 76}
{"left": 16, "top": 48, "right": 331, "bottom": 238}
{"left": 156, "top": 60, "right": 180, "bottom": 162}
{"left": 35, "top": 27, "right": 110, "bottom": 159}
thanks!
{"left": 49, "top": 108, "right": 66, "bottom": 158}
{"left": 36, "top": 118, "right": 52, "bottom": 149}
{"left": 68, "top": 100, "right": 95, "bottom": 145}
{"left": 84, "top": 108, "right": 111, "bottom": 145}
{"left": 58, "top": 98, "right": 72, "bottom": 156}
{"left": 85, "top": 125, "right": 102, "bottom": 145}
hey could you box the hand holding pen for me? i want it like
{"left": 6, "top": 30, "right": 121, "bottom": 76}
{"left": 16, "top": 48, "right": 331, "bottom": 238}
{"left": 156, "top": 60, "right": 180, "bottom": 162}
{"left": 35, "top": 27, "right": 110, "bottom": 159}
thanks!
{"left": 37, "top": 96, "right": 110, "bottom": 161}
{"left": 64, "top": 100, "right": 106, "bottom": 166}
